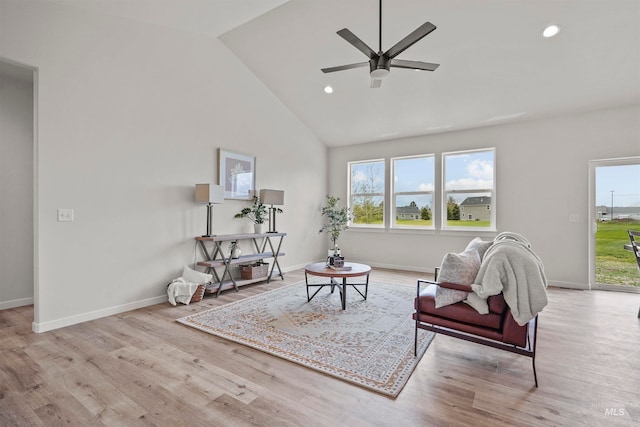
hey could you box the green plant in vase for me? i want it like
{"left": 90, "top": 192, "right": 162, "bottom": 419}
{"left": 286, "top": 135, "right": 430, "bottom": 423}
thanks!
{"left": 235, "top": 196, "right": 269, "bottom": 232}
{"left": 319, "top": 195, "right": 352, "bottom": 255}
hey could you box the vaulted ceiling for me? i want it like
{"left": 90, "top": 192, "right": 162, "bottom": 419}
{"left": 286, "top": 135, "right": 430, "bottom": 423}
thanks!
{"left": 220, "top": 0, "right": 640, "bottom": 146}
{"left": 19, "top": 1, "right": 640, "bottom": 146}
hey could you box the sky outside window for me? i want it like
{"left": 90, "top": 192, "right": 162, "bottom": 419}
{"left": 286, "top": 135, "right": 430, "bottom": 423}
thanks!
{"left": 393, "top": 156, "right": 434, "bottom": 210}
{"left": 596, "top": 164, "right": 640, "bottom": 207}
{"left": 445, "top": 150, "right": 494, "bottom": 204}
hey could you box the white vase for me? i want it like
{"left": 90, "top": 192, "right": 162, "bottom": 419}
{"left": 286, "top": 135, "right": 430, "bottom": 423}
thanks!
{"left": 230, "top": 242, "right": 241, "bottom": 259}
{"left": 254, "top": 223, "right": 265, "bottom": 234}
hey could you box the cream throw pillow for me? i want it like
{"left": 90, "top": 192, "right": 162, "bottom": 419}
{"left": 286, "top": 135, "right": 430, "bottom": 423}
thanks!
{"left": 437, "top": 249, "right": 481, "bottom": 285}
{"left": 465, "top": 237, "right": 493, "bottom": 260}
{"left": 434, "top": 286, "right": 469, "bottom": 308}
{"left": 434, "top": 249, "right": 481, "bottom": 308}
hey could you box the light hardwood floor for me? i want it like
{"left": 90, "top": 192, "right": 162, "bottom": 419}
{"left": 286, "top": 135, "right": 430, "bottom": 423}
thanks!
{"left": 1, "top": 268, "right": 639, "bottom": 426}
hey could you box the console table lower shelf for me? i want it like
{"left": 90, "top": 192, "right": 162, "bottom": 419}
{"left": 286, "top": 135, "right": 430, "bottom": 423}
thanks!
{"left": 204, "top": 275, "right": 274, "bottom": 295}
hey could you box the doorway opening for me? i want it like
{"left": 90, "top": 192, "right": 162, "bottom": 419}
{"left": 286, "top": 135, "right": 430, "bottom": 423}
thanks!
{"left": 589, "top": 158, "right": 640, "bottom": 292}
{"left": 0, "top": 59, "right": 37, "bottom": 324}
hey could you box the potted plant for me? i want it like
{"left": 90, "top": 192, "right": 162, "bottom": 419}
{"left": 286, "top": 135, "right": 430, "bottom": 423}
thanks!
{"left": 234, "top": 196, "right": 268, "bottom": 233}
{"left": 319, "top": 195, "right": 352, "bottom": 256}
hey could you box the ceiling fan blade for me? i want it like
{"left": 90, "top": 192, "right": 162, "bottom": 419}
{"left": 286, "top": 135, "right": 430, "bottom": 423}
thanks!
{"left": 370, "top": 79, "right": 382, "bottom": 88}
{"left": 384, "top": 22, "right": 436, "bottom": 59}
{"left": 390, "top": 59, "right": 440, "bottom": 71}
{"left": 336, "top": 28, "right": 378, "bottom": 59}
{"left": 321, "top": 62, "right": 369, "bottom": 73}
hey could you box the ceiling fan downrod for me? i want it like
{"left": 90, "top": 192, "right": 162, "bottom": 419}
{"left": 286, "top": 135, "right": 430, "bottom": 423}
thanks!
{"left": 372, "top": 0, "right": 390, "bottom": 79}
{"left": 378, "top": 0, "right": 383, "bottom": 53}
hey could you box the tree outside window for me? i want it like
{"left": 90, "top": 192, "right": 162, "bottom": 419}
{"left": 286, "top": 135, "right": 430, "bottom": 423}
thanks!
{"left": 349, "top": 160, "right": 385, "bottom": 225}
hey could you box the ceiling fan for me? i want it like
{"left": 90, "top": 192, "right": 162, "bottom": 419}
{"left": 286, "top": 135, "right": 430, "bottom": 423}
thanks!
{"left": 321, "top": 0, "right": 440, "bottom": 88}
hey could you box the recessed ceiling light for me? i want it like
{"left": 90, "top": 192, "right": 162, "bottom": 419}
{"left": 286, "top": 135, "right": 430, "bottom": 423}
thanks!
{"left": 542, "top": 24, "right": 560, "bottom": 38}
{"left": 323, "top": 85, "right": 334, "bottom": 94}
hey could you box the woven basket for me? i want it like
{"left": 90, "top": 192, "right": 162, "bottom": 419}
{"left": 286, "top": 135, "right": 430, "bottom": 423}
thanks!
{"left": 241, "top": 263, "right": 269, "bottom": 280}
{"left": 190, "top": 284, "right": 205, "bottom": 303}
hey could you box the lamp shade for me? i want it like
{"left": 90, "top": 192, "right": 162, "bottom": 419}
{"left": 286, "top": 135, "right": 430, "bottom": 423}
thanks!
{"left": 259, "top": 189, "right": 284, "bottom": 205}
{"left": 195, "top": 184, "right": 224, "bottom": 204}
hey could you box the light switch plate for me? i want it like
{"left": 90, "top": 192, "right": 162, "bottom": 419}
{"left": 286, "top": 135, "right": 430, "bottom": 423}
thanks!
{"left": 57, "top": 209, "right": 74, "bottom": 222}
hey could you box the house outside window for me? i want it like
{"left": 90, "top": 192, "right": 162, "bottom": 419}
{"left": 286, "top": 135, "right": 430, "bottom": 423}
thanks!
{"left": 391, "top": 154, "right": 434, "bottom": 229}
{"left": 349, "top": 159, "right": 385, "bottom": 226}
{"left": 460, "top": 196, "right": 491, "bottom": 221}
{"left": 443, "top": 148, "right": 496, "bottom": 230}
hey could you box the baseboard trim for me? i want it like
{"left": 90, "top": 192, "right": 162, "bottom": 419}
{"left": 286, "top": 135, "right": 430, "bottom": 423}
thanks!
{"left": 547, "top": 280, "right": 590, "bottom": 290}
{"left": 354, "top": 261, "right": 432, "bottom": 275}
{"left": 28, "top": 265, "right": 591, "bottom": 333}
{"left": 0, "top": 297, "right": 34, "bottom": 310}
{"left": 31, "top": 265, "right": 303, "bottom": 333}
{"left": 32, "top": 295, "right": 168, "bottom": 333}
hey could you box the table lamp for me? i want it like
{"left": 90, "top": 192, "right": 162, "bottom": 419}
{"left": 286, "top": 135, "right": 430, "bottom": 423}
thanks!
{"left": 195, "top": 184, "right": 224, "bottom": 237}
{"left": 259, "top": 189, "right": 284, "bottom": 233}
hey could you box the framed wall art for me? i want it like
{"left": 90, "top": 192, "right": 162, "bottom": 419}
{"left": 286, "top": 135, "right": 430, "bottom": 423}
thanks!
{"left": 218, "top": 149, "right": 256, "bottom": 200}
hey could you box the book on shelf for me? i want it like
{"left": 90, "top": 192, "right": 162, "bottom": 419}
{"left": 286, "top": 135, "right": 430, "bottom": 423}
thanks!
{"left": 329, "top": 265, "right": 352, "bottom": 271}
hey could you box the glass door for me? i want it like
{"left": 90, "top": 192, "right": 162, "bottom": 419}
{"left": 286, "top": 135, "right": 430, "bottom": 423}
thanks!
{"left": 589, "top": 158, "right": 640, "bottom": 292}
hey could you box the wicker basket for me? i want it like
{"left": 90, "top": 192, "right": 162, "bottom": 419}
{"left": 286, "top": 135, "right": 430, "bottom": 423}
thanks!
{"left": 241, "top": 263, "right": 269, "bottom": 280}
{"left": 189, "top": 284, "right": 206, "bottom": 303}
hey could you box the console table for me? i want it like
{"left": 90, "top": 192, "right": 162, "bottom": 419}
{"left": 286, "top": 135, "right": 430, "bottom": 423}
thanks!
{"left": 195, "top": 232, "right": 286, "bottom": 297}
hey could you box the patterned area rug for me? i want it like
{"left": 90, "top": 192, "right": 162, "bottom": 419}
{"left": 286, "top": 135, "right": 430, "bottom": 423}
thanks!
{"left": 177, "top": 280, "right": 434, "bottom": 397}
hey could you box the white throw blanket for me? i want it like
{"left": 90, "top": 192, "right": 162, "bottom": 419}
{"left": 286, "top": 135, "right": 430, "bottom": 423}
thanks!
{"left": 468, "top": 236, "right": 548, "bottom": 325}
{"left": 167, "top": 278, "right": 200, "bottom": 306}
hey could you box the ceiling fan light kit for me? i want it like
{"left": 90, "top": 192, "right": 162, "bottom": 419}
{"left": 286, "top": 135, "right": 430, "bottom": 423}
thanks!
{"left": 370, "top": 57, "right": 390, "bottom": 79}
{"left": 542, "top": 24, "right": 560, "bottom": 38}
{"left": 322, "top": 0, "right": 440, "bottom": 88}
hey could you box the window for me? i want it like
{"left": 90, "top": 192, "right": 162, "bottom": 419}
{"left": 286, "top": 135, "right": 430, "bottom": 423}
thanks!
{"left": 391, "top": 155, "right": 435, "bottom": 229}
{"left": 442, "top": 148, "right": 495, "bottom": 229}
{"left": 347, "top": 149, "right": 496, "bottom": 231}
{"left": 349, "top": 160, "right": 385, "bottom": 226}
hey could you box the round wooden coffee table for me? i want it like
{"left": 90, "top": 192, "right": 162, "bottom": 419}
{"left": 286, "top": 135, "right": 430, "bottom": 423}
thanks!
{"left": 304, "top": 262, "right": 371, "bottom": 310}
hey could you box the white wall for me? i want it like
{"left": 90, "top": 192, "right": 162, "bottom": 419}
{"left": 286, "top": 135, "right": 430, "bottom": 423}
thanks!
{"left": 328, "top": 105, "right": 640, "bottom": 288}
{"left": 0, "top": 0, "right": 328, "bottom": 331}
{"left": 0, "top": 71, "right": 34, "bottom": 309}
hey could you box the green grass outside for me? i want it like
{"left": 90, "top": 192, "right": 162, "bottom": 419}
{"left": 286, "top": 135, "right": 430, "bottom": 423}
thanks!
{"left": 353, "top": 218, "right": 639, "bottom": 287}
{"left": 356, "top": 219, "right": 491, "bottom": 227}
{"left": 446, "top": 220, "right": 491, "bottom": 227}
{"left": 596, "top": 220, "right": 639, "bottom": 286}
{"left": 396, "top": 219, "right": 432, "bottom": 226}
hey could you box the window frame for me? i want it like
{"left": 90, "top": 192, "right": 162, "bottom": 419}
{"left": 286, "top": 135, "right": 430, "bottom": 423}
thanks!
{"left": 390, "top": 154, "right": 435, "bottom": 230}
{"left": 348, "top": 158, "right": 386, "bottom": 228}
{"left": 441, "top": 148, "right": 497, "bottom": 232}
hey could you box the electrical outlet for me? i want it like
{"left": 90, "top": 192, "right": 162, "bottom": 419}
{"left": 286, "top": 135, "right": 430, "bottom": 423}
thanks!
{"left": 569, "top": 213, "right": 579, "bottom": 223}
{"left": 57, "top": 209, "right": 74, "bottom": 222}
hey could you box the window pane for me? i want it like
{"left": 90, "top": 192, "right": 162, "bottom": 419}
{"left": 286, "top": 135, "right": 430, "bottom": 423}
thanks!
{"left": 350, "top": 160, "right": 385, "bottom": 225}
{"left": 447, "top": 192, "right": 491, "bottom": 226}
{"left": 444, "top": 151, "right": 494, "bottom": 191}
{"left": 395, "top": 194, "right": 433, "bottom": 227}
{"left": 352, "top": 195, "right": 384, "bottom": 224}
{"left": 444, "top": 149, "right": 495, "bottom": 229}
{"left": 393, "top": 155, "right": 434, "bottom": 228}
{"left": 350, "top": 161, "right": 384, "bottom": 194}
{"left": 394, "top": 156, "right": 434, "bottom": 192}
